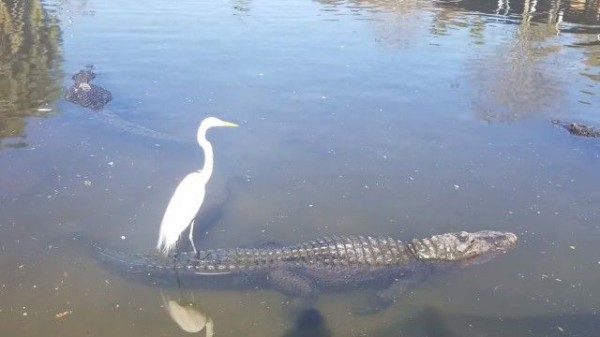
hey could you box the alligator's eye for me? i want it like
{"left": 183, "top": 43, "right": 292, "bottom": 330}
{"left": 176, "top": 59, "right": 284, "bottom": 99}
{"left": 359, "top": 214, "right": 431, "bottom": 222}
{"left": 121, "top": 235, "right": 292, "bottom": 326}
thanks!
{"left": 458, "top": 232, "right": 469, "bottom": 242}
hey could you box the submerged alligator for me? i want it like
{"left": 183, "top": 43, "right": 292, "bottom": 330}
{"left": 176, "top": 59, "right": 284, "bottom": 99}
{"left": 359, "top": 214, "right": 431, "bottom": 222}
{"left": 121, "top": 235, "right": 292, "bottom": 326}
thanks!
{"left": 94, "top": 230, "right": 517, "bottom": 312}
{"left": 65, "top": 65, "right": 113, "bottom": 111}
{"left": 64, "top": 66, "right": 184, "bottom": 143}
{"left": 552, "top": 120, "right": 600, "bottom": 138}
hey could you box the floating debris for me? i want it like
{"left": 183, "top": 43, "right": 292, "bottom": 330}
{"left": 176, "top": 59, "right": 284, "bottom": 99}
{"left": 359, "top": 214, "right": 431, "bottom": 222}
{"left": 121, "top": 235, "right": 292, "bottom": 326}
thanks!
{"left": 55, "top": 310, "right": 72, "bottom": 319}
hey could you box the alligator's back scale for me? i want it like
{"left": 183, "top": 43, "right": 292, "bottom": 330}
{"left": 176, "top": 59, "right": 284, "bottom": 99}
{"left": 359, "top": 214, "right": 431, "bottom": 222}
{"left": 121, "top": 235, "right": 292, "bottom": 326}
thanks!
{"left": 65, "top": 65, "right": 185, "bottom": 143}
{"left": 92, "top": 231, "right": 518, "bottom": 312}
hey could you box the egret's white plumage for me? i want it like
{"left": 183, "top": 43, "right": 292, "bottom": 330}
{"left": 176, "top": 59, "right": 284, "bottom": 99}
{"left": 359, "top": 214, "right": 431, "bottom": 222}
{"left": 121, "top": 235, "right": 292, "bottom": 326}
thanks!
{"left": 157, "top": 117, "right": 238, "bottom": 256}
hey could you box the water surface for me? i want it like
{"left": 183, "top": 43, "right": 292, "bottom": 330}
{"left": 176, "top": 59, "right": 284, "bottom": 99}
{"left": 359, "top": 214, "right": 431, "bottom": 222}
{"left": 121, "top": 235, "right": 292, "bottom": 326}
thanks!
{"left": 0, "top": 0, "right": 599, "bottom": 336}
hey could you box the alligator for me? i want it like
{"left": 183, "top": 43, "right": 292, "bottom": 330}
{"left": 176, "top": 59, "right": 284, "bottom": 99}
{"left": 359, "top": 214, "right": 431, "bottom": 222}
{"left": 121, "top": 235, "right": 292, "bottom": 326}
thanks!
{"left": 552, "top": 119, "right": 600, "bottom": 138}
{"left": 93, "top": 230, "right": 517, "bottom": 312}
{"left": 65, "top": 65, "right": 113, "bottom": 111}
{"left": 64, "top": 66, "right": 184, "bottom": 143}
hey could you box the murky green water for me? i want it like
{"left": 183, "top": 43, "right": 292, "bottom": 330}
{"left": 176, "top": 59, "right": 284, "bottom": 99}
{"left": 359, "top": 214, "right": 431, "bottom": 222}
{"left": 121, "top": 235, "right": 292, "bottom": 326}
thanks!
{"left": 1, "top": 0, "right": 599, "bottom": 335}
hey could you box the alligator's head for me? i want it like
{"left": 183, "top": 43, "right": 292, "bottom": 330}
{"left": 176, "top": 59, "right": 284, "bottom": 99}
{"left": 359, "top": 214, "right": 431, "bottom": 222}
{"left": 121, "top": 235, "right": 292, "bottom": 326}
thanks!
{"left": 72, "top": 70, "right": 96, "bottom": 85}
{"left": 409, "top": 230, "right": 518, "bottom": 266}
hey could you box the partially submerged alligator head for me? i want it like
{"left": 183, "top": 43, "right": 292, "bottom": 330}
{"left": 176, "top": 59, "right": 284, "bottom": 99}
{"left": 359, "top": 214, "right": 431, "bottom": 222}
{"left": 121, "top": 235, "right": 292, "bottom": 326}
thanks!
{"left": 552, "top": 120, "right": 600, "bottom": 138}
{"left": 63, "top": 66, "right": 185, "bottom": 142}
{"left": 93, "top": 230, "right": 517, "bottom": 313}
{"left": 65, "top": 65, "right": 112, "bottom": 111}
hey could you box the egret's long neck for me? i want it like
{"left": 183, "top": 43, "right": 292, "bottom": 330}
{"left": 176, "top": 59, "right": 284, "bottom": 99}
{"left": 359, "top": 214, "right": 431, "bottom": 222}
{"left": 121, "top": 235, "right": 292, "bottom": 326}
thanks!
{"left": 198, "top": 134, "right": 214, "bottom": 185}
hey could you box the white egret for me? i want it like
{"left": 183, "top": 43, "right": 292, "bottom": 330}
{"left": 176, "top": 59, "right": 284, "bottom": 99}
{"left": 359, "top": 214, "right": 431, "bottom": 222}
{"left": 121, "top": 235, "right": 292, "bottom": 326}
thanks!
{"left": 157, "top": 117, "right": 238, "bottom": 256}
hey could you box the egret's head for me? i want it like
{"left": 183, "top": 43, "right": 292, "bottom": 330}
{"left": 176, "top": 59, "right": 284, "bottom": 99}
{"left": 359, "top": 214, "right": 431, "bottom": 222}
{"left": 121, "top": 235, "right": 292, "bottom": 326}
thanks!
{"left": 197, "top": 117, "right": 238, "bottom": 140}
{"left": 409, "top": 230, "right": 518, "bottom": 266}
{"left": 199, "top": 117, "right": 238, "bottom": 130}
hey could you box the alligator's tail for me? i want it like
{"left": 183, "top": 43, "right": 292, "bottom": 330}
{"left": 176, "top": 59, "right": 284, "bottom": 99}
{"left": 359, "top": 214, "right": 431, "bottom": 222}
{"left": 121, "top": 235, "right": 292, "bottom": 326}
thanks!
{"left": 91, "top": 241, "right": 174, "bottom": 274}
{"left": 89, "top": 240, "right": 191, "bottom": 288}
{"left": 96, "top": 109, "right": 187, "bottom": 143}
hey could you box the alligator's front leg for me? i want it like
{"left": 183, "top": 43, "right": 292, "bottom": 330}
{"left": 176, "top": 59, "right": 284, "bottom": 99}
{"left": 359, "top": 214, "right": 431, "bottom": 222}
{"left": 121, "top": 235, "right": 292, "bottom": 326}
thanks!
{"left": 268, "top": 269, "right": 318, "bottom": 314}
{"left": 268, "top": 269, "right": 317, "bottom": 297}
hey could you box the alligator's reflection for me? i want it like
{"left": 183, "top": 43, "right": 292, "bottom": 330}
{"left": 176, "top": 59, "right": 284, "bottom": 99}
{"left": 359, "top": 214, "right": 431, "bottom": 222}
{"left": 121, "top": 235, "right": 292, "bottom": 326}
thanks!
{"left": 161, "top": 292, "right": 214, "bottom": 336}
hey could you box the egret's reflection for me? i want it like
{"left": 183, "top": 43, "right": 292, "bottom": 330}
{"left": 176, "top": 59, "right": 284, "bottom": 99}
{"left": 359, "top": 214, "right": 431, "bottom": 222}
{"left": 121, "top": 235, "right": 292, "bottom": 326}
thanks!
{"left": 161, "top": 292, "right": 214, "bottom": 336}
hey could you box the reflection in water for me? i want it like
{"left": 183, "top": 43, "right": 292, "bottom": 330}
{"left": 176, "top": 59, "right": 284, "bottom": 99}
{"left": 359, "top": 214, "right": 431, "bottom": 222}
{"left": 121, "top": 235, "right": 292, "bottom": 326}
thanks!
{"left": 161, "top": 292, "right": 214, "bottom": 336}
{"left": 0, "top": 0, "right": 62, "bottom": 149}
{"left": 563, "top": 0, "right": 600, "bottom": 26}
{"left": 316, "top": 0, "right": 598, "bottom": 120}
{"left": 316, "top": 0, "right": 429, "bottom": 49}
{"left": 577, "top": 30, "right": 599, "bottom": 82}
{"left": 438, "top": 0, "right": 599, "bottom": 117}
{"left": 232, "top": 0, "right": 252, "bottom": 14}
{"left": 471, "top": 0, "right": 564, "bottom": 121}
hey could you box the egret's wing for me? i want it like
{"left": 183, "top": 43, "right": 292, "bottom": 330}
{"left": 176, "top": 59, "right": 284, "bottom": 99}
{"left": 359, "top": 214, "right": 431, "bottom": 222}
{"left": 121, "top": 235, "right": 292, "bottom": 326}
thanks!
{"left": 157, "top": 172, "right": 207, "bottom": 254}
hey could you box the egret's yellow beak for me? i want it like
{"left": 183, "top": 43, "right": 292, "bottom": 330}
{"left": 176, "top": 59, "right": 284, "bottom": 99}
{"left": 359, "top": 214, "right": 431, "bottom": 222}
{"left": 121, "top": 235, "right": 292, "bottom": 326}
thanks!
{"left": 223, "top": 121, "right": 239, "bottom": 128}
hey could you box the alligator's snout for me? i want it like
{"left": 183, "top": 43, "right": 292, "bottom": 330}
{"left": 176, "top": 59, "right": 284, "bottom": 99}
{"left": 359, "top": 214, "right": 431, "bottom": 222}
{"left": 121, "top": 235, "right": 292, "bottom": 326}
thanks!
{"left": 459, "top": 230, "right": 518, "bottom": 265}
{"left": 498, "top": 232, "right": 518, "bottom": 251}
{"left": 481, "top": 230, "right": 518, "bottom": 252}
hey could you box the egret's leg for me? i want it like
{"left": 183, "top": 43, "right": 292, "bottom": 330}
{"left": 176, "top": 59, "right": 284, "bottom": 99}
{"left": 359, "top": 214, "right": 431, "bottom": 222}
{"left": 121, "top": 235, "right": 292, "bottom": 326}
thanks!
{"left": 188, "top": 219, "right": 198, "bottom": 257}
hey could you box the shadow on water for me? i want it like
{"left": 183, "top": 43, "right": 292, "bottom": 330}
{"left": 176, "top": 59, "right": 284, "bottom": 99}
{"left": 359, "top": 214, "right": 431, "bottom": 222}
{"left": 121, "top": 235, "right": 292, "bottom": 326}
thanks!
{"left": 0, "top": 0, "right": 63, "bottom": 149}
{"left": 281, "top": 308, "right": 332, "bottom": 337}
{"left": 192, "top": 176, "right": 248, "bottom": 245}
{"left": 373, "top": 306, "right": 600, "bottom": 337}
